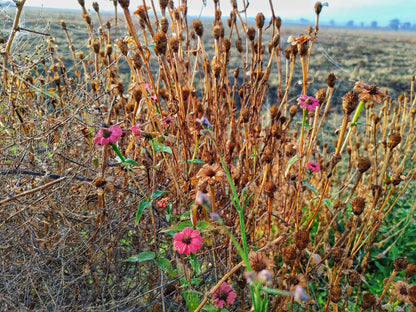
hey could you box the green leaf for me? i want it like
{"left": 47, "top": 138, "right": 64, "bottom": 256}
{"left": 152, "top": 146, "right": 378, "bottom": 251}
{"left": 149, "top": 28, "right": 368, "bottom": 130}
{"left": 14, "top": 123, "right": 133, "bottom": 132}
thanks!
{"left": 302, "top": 122, "right": 312, "bottom": 130}
{"left": 42, "top": 89, "right": 59, "bottom": 99}
{"left": 155, "top": 256, "right": 177, "bottom": 277}
{"left": 147, "top": 44, "right": 155, "bottom": 49}
{"left": 202, "top": 304, "right": 218, "bottom": 312}
{"left": 189, "top": 253, "right": 201, "bottom": 274}
{"left": 304, "top": 182, "right": 317, "bottom": 195}
{"left": 186, "top": 159, "right": 204, "bottom": 164}
{"left": 183, "top": 290, "right": 200, "bottom": 312}
{"left": 196, "top": 221, "right": 210, "bottom": 231}
{"left": 285, "top": 155, "right": 299, "bottom": 177}
{"left": 150, "top": 138, "right": 172, "bottom": 154}
{"left": 152, "top": 190, "right": 168, "bottom": 200}
{"left": 125, "top": 251, "right": 155, "bottom": 263}
{"left": 110, "top": 143, "right": 125, "bottom": 163}
{"left": 323, "top": 198, "right": 333, "bottom": 208}
{"left": 124, "top": 158, "right": 138, "bottom": 166}
{"left": 136, "top": 198, "right": 152, "bottom": 223}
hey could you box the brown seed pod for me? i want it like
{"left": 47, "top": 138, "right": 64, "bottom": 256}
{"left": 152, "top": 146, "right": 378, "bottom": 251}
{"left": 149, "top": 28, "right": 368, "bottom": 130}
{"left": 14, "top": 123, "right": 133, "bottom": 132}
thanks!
{"left": 357, "top": 156, "right": 371, "bottom": 173}
{"left": 331, "top": 248, "right": 345, "bottom": 263}
{"left": 132, "top": 52, "right": 142, "bottom": 70}
{"left": 342, "top": 91, "right": 359, "bottom": 115}
{"left": 327, "top": 73, "right": 336, "bottom": 88}
{"left": 330, "top": 286, "right": 342, "bottom": 303}
{"left": 282, "top": 245, "right": 298, "bottom": 265}
{"left": 269, "top": 105, "right": 279, "bottom": 120}
{"left": 264, "top": 181, "right": 276, "bottom": 198}
{"left": 92, "top": 2, "right": 99, "bottom": 12}
{"left": 394, "top": 257, "right": 408, "bottom": 272}
{"left": 361, "top": 293, "right": 376, "bottom": 310}
{"left": 405, "top": 263, "right": 416, "bottom": 279}
{"left": 314, "top": 88, "right": 326, "bottom": 105}
{"left": 294, "top": 230, "right": 310, "bottom": 250}
{"left": 348, "top": 270, "right": 362, "bottom": 286}
{"left": 159, "top": 0, "right": 169, "bottom": 10}
{"left": 153, "top": 32, "right": 167, "bottom": 55}
{"left": 241, "top": 107, "right": 250, "bottom": 123}
{"left": 160, "top": 16, "right": 169, "bottom": 33}
{"left": 351, "top": 197, "right": 366, "bottom": 216}
{"left": 118, "top": 0, "right": 129, "bottom": 9}
{"left": 247, "top": 27, "right": 256, "bottom": 41}
{"left": 223, "top": 39, "right": 231, "bottom": 52}
{"left": 193, "top": 19, "right": 204, "bottom": 37}
{"left": 289, "top": 105, "right": 298, "bottom": 118}
{"left": 255, "top": 13, "right": 265, "bottom": 29}
{"left": 387, "top": 132, "right": 401, "bottom": 149}
{"left": 169, "top": 37, "right": 179, "bottom": 53}
{"left": 235, "top": 38, "right": 243, "bottom": 53}
{"left": 315, "top": 2, "right": 322, "bottom": 14}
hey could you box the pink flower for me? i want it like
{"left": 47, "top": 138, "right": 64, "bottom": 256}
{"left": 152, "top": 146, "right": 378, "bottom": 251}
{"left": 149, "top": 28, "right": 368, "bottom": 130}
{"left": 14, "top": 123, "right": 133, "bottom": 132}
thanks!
{"left": 161, "top": 115, "right": 172, "bottom": 128}
{"left": 157, "top": 197, "right": 169, "bottom": 208}
{"left": 93, "top": 125, "right": 122, "bottom": 146}
{"left": 173, "top": 227, "right": 202, "bottom": 255}
{"left": 212, "top": 282, "right": 237, "bottom": 308}
{"left": 131, "top": 125, "right": 141, "bottom": 137}
{"left": 150, "top": 94, "right": 157, "bottom": 102}
{"left": 307, "top": 161, "right": 320, "bottom": 173}
{"left": 144, "top": 83, "right": 151, "bottom": 90}
{"left": 297, "top": 95, "right": 319, "bottom": 112}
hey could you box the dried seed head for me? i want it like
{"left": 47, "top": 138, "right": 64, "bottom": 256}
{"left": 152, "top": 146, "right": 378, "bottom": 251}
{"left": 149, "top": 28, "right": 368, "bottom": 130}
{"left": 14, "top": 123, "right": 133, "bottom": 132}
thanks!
{"left": 394, "top": 257, "right": 408, "bottom": 272}
{"left": 92, "top": 2, "right": 99, "bottom": 12}
{"left": 118, "top": 0, "right": 129, "bottom": 9}
{"left": 234, "top": 68, "right": 239, "bottom": 78}
{"left": 285, "top": 48, "right": 291, "bottom": 60}
{"left": 294, "top": 230, "right": 310, "bottom": 250}
{"left": 59, "top": 20, "right": 67, "bottom": 29}
{"left": 357, "top": 157, "right": 371, "bottom": 173}
{"left": 282, "top": 245, "right": 298, "bottom": 265}
{"left": 405, "top": 263, "right": 416, "bottom": 279}
{"left": 298, "top": 42, "right": 308, "bottom": 57}
{"left": 330, "top": 286, "right": 342, "bottom": 303}
{"left": 92, "top": 40, "right": 100, "bottom": 54}
{"left": 327, "top": 73, "right": 336, "bottom": 88}
{"left": 387, "top": 132, "right": 401, "bottom": 149}
{"left": 117, "top": 39, "right": 129, "bottom": 56}
{"left": 132, "top": 52, "right": 142, "bottom": 70}
{"left": 223, "top": 39, "right": 231, "bottom": 52}
{"left": 289, "top": 104, "right": 298, "bottom": 117}
{"left": 105, "top": 44, "right": 112, "bottom": 56}
{"left": 132, "top": 84, "right": 142, "bottom": 103}
{"left": 314, "top": 88, "right": 326, "bottom": 105}
{"left": 262, "top": 148, "right": 274, "bottom": 164}
{"left": 153, "top": 32, "right": 167, "bottom": 55}
{"left": 315, "top": 2, "right": 322, "bottom": 15}
{"left": 276, "top": 16, "right": 282, "bottom": 29}
{"left": 264, "top": 181, "right": 276, "bottom": 198}
{"left": 361, "top": 293, "right": 376, "bottom": 309}
{"left": 212, "top": 60, "right": 222, "bottom": 78}
{"left": 241, "top": 107, "right": 250, "bottom": 123}
{"left": 169, "top": 37, "right": 179, "bottom": 53}
{"left": 235, "top": 38, "right": 243, "bottom": 53}
{"left": 212, "top": 25, "right": 222, "bottom": 40}
{"left": 331, "top": 248, "right": 345, "bottom": 263}
{"left": 231, "top": 0, "right": 237, "bottom": 9}
{"left": 85, "top": 14, "right": 92, "bottom": 25}
{"left": 193, "top": 19, "right": 204, "bottom": 37}
{"left": 352, "top": 197, "right": 366, "bottom": 216}
{"left": 270, "top": 124, "right": 281, "bottom": 138}
{"left": 78, "top": 0, "right": 85, "bottom": 7}
{"left": 247, "top": 27, "right": 256, "bottom": 41}
{"left": 348, "top": 270, "right": 362, "bottom": 286}
{"left": 270, "top": 105, "right": 279, "bottom": 120}
{"left": 255, "top": 13, "right": 265, "bottom": 29}
{"left": 160, "top": 16, "right": 169, "bottom": 33}
{"left": 409, "top": 285, "right": 416, "bottom": 304}
{"left": 159, "top": 0, "right": 169, "bottom": 10}
{"left": 342, "top": 91, "right": 359, "bottom": 115}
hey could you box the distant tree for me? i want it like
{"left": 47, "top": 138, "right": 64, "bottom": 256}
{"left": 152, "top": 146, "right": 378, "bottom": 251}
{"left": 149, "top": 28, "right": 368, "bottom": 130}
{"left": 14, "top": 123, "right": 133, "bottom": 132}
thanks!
{"left": 346, "top": 20, "right": 354, "bottom": 27}
{"left": 389, "top": 18, "right": 400, "bottom": 30}
{"left": 329, "top": 19, "right": 335, "bottom": 26}
{"left": 360, "top": 22, "right": 365, "bottom": 28}
{"left": 371, "top": 21, "right": 378, "bottom": 28}
{"left": 402, "top": 22, "right": 411, "bottom": 30}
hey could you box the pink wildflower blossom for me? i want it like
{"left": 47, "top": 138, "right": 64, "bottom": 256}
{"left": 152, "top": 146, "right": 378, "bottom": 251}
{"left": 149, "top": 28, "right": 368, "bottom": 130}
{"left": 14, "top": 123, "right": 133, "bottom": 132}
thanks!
{"left": 212, "top": 282, "right": 237, "bottom": 308}
{"left": 161, "top": 115, "right": 172, "bottom": 128}
{"left": 144, "top": 83, "right": 151, "bottom": 90}
{"left": 150, "top": 94, "right": 157, "bottom": 102}
{"left": 93, "top": 125, "right": 122, "bottom": 146}
{"left": 131, "top": 125, "right": 142, "bottom": 137}
{"left": 307, "top": 161, "right": 320, "bottom": 173}
{"left": 297, "top": 95, "right": 319, "bottom": 112}
{"left": 157, "top": 197, "right": 169, "bottom": 208}
{"left": 173, "top": 227, "right": 202, "bottom": 255}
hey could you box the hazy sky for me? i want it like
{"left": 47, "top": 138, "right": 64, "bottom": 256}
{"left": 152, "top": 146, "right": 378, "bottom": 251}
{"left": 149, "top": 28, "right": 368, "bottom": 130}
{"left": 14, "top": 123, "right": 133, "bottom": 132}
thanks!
{"left": 11, "top": 0, "right": 416, "bottom": 26}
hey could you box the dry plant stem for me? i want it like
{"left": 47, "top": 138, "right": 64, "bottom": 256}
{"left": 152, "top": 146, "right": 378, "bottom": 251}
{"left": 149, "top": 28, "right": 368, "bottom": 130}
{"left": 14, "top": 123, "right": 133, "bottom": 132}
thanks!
{"left": 3, "top": 0, "right": 26, "bottom": 89}
{"left": 378, "top": 270, "right": 397, "bottom": 304}
{"left": 335, "top": 114, "right": 349, "bottom": 155}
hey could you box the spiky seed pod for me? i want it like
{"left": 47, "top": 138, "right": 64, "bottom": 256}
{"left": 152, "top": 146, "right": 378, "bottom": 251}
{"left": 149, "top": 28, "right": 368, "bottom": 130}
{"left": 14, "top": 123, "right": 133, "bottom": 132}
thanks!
{"left": 352, "top": 197, "right": 366, "bottom": 216}
{"left": 241, "top": 108, "right": 250, "bottom": 123}
{"left": 160, "top": 16, "right": 169, "bottom": 33}
{"left": 105, "top": 44, "right": 112, "bottom": 56}
{"left": 387, "top": 132, "right": 401, "bottom": 149}
{"left": 212, "top": 60, "right": 222, "bottom": 78}
{"left": 314, "top": 88, "right": 326, "bottom": 105}
{"left": 76, "top": 51, "right": 85, "bottom": 60}
{"left": 275, "top": 16, "right": 282, "bottom": 29}
{"left": 173, "top": 8, "right": 180, "bottom": 20}
{"left": 169, "top": 37, "right": 179, "bottom": 53}
{"left": 193, "top": 19, "right": 204, "bottom": 37}
{"left": 357, "top": 156, "right": 371, "bottom": 173}
{"left": 409, "top": 285, "right": 416, "bottom": 304}
{"left": 118, "top": 0, "right": 129, "bottom": 9}
{"left": 285, "top": 48, "right": 291, "bottom": 60}
{"left": 361, "top": 293, "right": 376, "bottom": 310}
{"left": 153, "top": 32, "right": 167, "bottom": 55}
{"left": 117, "top": 40, "right": 129, "bottom": 56}
{"left": 405, "top": 263, "right": 416, "bottom": 279}
{"left": 92, "top": 2, "right": 99, "bottom": 12}
{"left": 133, "top": 85, "right": 142, "bottom": 103}
{"left": 53, "top": 74, "right": 61, "bottom": 86}
{"left": 214, "top": 8, "right": 221, "bottom": 21}
{"left": 223, "top": 39, "right": 231, "bottom": 52}
{"left": 212, "top": 25, "right": 222, "bottom": 40}
{"left": 85, "top": 15, "right": 92, "bottom": 25}
{"left": 91, "top": 40, "right": 100, "bottom": 54}
{"left": 342, "top": 91, "right": 359, "bottom": 115}
{"left": 159, "top": 0, "right": 169, "bottom": 10}
{"left": 298, "top": 42, "right": 308, "bottom": 57}
{"left": 294, "top": 230, "right": 310, "bottom": 250}
{"left": 59, "top": 20, "right": 67, "bottom": 30}
{"left": 331, "top": 153, "right": 342, "bottom": 168}
{"left": 327, "top": 73, "right": 336, "bottom": 88}
{"left": 331, "top": 248, "right": 345, "bottom": 263}
{"left": 264, "top": 181, "right": 276, "bottom": 198}
{"left": 90, "top": 80, "right": 99, "bottom": 91}
{"left": 235, "top": 38, "right": 243, "bottom": 53}
{"left": 262, "top": 149, "right": 274, "bottom": 164}
{"left": 255, "top": 13, "right": 265, "bottom": 29}
{"left": 0, "top": 37, "right": 5, "bottom": 44}
{"left": 247, "top": 27, "right": 256, "bottom": 41}
{"left": 330, "top": 286, "right": 342, "bottom": 303}
{"left": 289, "top": 105, "right": 298, "bottom": 118}
{"left": 131, "top": 52, "right": 142, "bottom": 70}
{"left": 394, "top": 257, "right": 408, "bottom": 272}
{"left": 315, "top": 2, "right": 322, "bottom": 14}
{"left": 269, "top": 105, "right": 279, "bottom": 120}
{"left": 282, "top": 245, "right": 298, "bottom": 265}
{"left": 291, "top": 44, "right": 298, "bottom": 56}
{"left": 348, "top": 270, "right": 361, "bottom": 286}
{"left": 270, "top": 124, "right": 281, "bottom": 138}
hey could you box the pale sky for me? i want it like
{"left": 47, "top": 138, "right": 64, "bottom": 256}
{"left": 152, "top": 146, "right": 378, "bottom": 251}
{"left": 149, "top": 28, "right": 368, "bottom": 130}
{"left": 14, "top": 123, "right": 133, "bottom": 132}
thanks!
{"left": 7, "top": 0, "right": 416, "bottom": 26}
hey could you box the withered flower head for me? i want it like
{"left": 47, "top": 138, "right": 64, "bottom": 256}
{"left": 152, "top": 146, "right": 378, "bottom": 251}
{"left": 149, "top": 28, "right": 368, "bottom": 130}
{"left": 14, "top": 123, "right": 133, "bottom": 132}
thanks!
{"left": 193, "top": 19, "right": 204, "bottom": 37}
{"left": 212, "top": 25, "right": 222, "bottom": 40}
{"left": 247, "top": 27, "right": 256, "bottom": 41}
{"left": 287, "top": 34, "right": 309, "bottom": 46}
{"left": 409, "top": 285, "right": 416, "bottom": 305}
{"left": 315, "top": 2, "right": 322, "bottom": 15}
{"left": 391, "top": 281, "right": 410, "bottom": 304}
{"left": 348, "top": 270, "right": 362, "bottom": 286}
{"left": 387, "top": 132, "right": 401, "bottom": 150}
{"left": 118, "top": 0, "right": 129, "bottom": 9}
{"left": 352, "top": 197, "right": 366, "bottom": 216}
{"left": 263, "top": 181, "right": 276, "bottom": 198}
{"left": 330, "top": 286, "right": 342, "bottom": 303}
{"left": 116, "top": 37, "right": 129, "bottom": 56}
{"left": 255, "top": 13, "right": 265, "bottom": 29}
{"left": 361, "top": 292, "right": 376, "bottom": 310}
{"left": 195, "top": 164, "right": 225, "bottom": 186}
{"left": 294, "top": 230, "right": 310, "bottom": 250}
{"left": 327, "top": 73, "right": 336, "bottom": 88}
{"left": 249, "top": 251, "right": 274, "bottom": 273}
{"left": 282, "top": 245, "right": 298, "bottom": 265}
{"left": 92, "top": 2, "right": 99, "bottom": 12}
{"left": 159, "top": 0, "right": 169, "bottom": 10}
{"left": 169, "top": 37, "right": 179, "bottom": 53}
{"left": 153, "top": 32, "right": 168, "bottom": 55}
{"left": 394, "top": 257, "right": 408, "bottom": 272}
{"left": 353, "top": 81, "right": 387, "bottom": 104}
{"left": 405, "top": 263, "right": 416, "bottom": 279}
{"left": 314, "top": 88, "right": 326, "bottom": 105}
{"left": 342, "top": 91, "right": 359, "bottom": 115}
{"left": 331, "top": 247, "right": 345, "bottom": 263}
{"left": 357, "top": 156, "right": 371, "bottom": 173}
{"left": 160, "top": 16, "right": 169, "bottom": 33}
